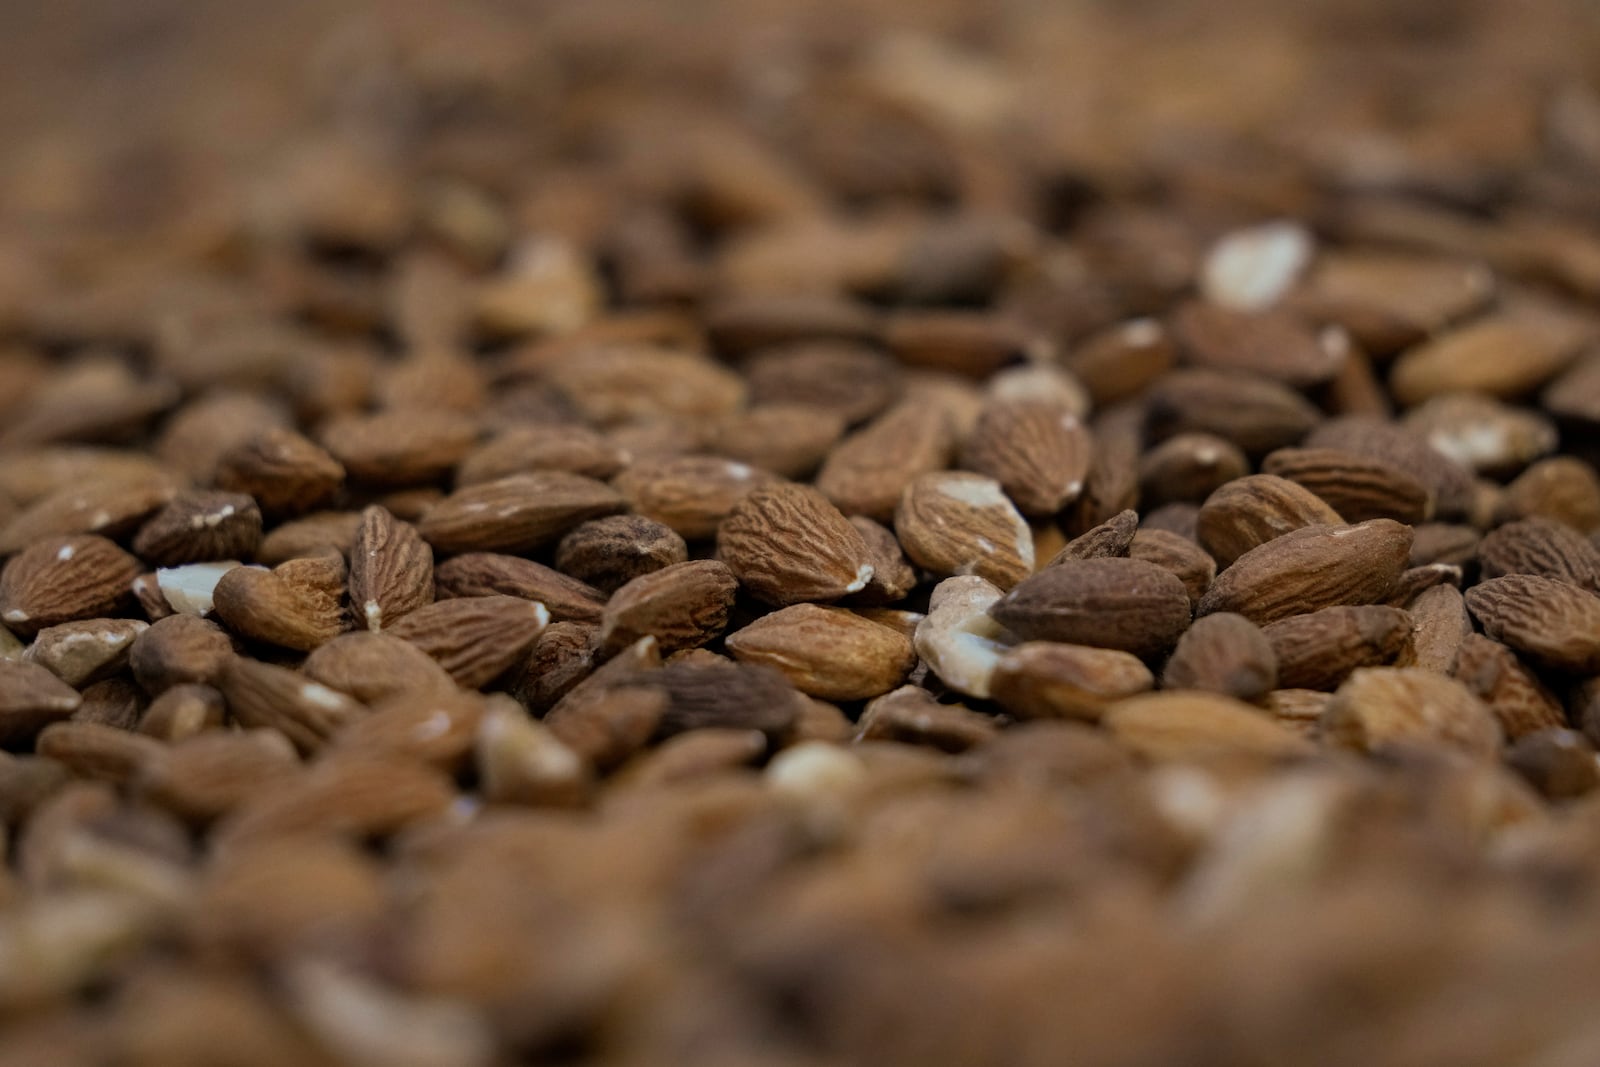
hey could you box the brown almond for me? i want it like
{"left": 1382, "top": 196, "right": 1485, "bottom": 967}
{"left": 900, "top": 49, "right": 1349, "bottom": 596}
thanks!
{"left": 1160, "top": 612, "right": 1278, "bottom": 702}
{"left": 455, "top": 425, "right": 628, "bottom": 486}
{"left": 1407, "top": 584, "right": 1473, "bottom": 674}
{"left": 1128, "top": 528, "right": 1215, "bottom": 606}
{"left": 0, "top": 476, "right": 176, "bottom": 556}
{"left": 1502, "top": 456, "right": 1600, "bottom": 532}
{"left": 554, "top": 516, "right": 689, "bottom": 595}
{"left": 0, "top": 535, "right": 142, "bottom": 635}
{"left": 547, "top": 346, "right": 746, "bottom": 426}
{"left": 1172, "top": 301, "right": 1342, "bottom": 386}
{"left": 600, "top": 559, "right": 738, "bottom": 655}
{"left": 129, "top": 614, "right": 235, "bottom": 694}
{"left": 300, "top": 631, "right": 459, "bottom": 706}
{"left": 1289, "top": 251, "right": 1493, "bottom": 352}
{"left": 895, "top": 471, "right": 1034, "bottom": 590}
{"left": 856, "top": 686, "right": 998, "bottom": 752}
{"left": 960, "top": 400, "right": 1092, "bottom": 517}
{"left": 1144, "top": 369, "right": 1321, "bottom": 456}
{"left": 433, "top": 552, "right": 603, "bottom": 624}
{"left": 641, "top": 659, "right": 801, "bottom": 739}
{"left": 1305, "top": 417, "right": 1476, "bottom": 521}
{"left": 1453, "top": 633, "right": 1567, "bottom": 741}
{"left": 1196, "top": 475, "right": 1344, "bottom": 568}
{"left": 1137, "top": 433, "right": 1250, "bottom": 507}
{"left": 710, "top": 404, "right": 847, "bottom": 481}
{"left": 612, "top": 456, "right": 775, "bottom": 540}
{"left": 1479, "top": 516, "right": 1600, "bottom": 591}
{"left": 991, "top": 557, "right": 1191, "bottom": 660}
{"left": 1403, "top": 393, "right": 1557, "bottom": 477}
{"left": 256, "top": 511, "right": 362, "bottom": 565}
{"left": 217, "top": 753, "right": 456, "bottom": 846}
{"left": 1322, "top": 667, "right": 1502, "bottom": 758}
{"left": 1389, "top": 314, "right": 1579, "bottom": 405}
{"left": 36, "top": 722, "right": 164, "bottom": 785}
{"left": 991, "top": 642, "right": 1154, "bottom": 721}
{"left": 1049, "top": 509, "right": 1138, "bottom": 564}
{"left": 22, "top": 618, "right": 147, "bottom": 687}
{"left": 1104, "top": 691, "right": 1313, "bottom": 761}
{"left": 418, "top": 472, "right": 625, "bottom": 554}
{"left": 719, "top": 482, "right": 875, "bottom": 605}
{"left": 1062, "top": 318, "right": 1177, "bottom": 406}
{"left": 725, "top": 605, "right": 915, "bottom": 701}
{"left": 347, "top": 505, "right": 433, "bottom": 633}
{"left": 212, "top": 559, "right": 347, "bottom": 652}
{"left": 138, "top": 683, "right": 226, "bottom": 741}
{"left": 385, "top": 595, "right": 550, "bottom": 688}
{"left": 135, "top": 729, "right": 301, "bottom": 823}
{"left": 319, "top": 409, "right": 478, "bottom": 487}
{"left": 1261, "top": 605, "right": 1415, "bottom": 691}
{"left": 1063, "top": 404, "right": 1142, "bottom": 535}
{"left": 816, "top": 400, "right": 954, "bottom": 522}
{"left": 0, "top": 659, "right": 83, "bottom": 743}
{"left": 743, "top": 342, "right": 902, "bottom": 425}
{"left": 1465, "top": 574, "right": 1600, "bottom": 674}
{"left": 217, "top": 656, "right": 366, "bottom": 753}
{"left": 508, "top": 621, "right": 599, "bottom": 714}
{"left": 132, "top": 490, "right": 262, "bottom": 566}
{"left": 214, "top": 428, "right": 345, "bottom": 516}
{"left": 1197, "top": 520, "right": 1413, "bottom": 624}
{"left": 846, "top": 516, "right": 918, "bottom": 605}
{"left": 1261, "top": 447, "right": 1433, "bottom": 524}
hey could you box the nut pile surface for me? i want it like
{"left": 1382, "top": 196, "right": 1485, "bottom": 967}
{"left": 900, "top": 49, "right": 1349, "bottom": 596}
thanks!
{"left": 9, "top": 0, "right": 1600, "bottom": 1063}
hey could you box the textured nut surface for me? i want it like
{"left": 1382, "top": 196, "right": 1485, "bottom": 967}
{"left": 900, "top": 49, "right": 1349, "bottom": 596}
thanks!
{"left": 1464, "top": 574, "right": 1600, "bottom": 674}
{"left": 600, "top": 560, "right": 739, "bottom": 655}
{"left": 1322, "top": 667, "right": 1503, "bottom": 759}
{"left": 990, "top": 642, "right": 1154, "bottom": 721}
{"left": 725, "top": 604, "right": 915, "bottom": 701}
{"left": 895, "top": 471, "right": 1034, "bottom": 589}
{"left": 1197, "top": 520, "right": 1413, "bottom": 624}
{"left": 718, "top": 482, "right": 874, "bottom": 605}
{"left": 1160, "top": 612, "right": 1278, "bottom": 702}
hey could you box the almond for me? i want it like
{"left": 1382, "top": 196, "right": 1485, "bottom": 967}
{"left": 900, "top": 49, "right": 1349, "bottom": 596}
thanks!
{"left": 1288, "top": 251, "right": 1493, "bottom": 353}
{"left": 0, "top": 535, "right": 142, "bottom": 635}
{"left": 319, "top": 409, "right": 478, "bottom": 487}
{"left": 418, "top": 472, "right": 624, "bottom": 554}
{"left": 22, "top": 618, "right": 147, "bottom": 687}
{"left": 0, "top": 476, "right": 176, "bottom": 557}
{"left": 1477, "top": 516, "right": 1600, "bottom": 592}
{"left": 743, "top": 342, "right": 902, "bottom": 425}
{"left": 0, "top": 659, "right": 82, "bottom": 743}
{"left": 725, "top": 604, "right": 915, "bottom": 701}
{"left": 816, "top": 400, "right": 954, "bottom": 521}
{"left": 1453, "top": 633, "right": 1567, "bottom": 741}
{"left": 554, "top": 516, "right": 688, "bottom": 595}
{"left": 600, "top": 559, "right": 738, "bottom": 655}
{"left": 214, "top": 428, "right": 345, "bottom": 516}
{"left": 1144, "top": 369, "right": 1321, "bottom": 456}
{"left": 1172, "top": 301, "right": 1341, "bottom": 386}
{"left": 1128, "top": 528, "right": 1215, "bottom": 606}
{"left": 1196, "top": 475, "right": 1344, "bottom": 568}
{"left": 1104, "top": 691, "right": 1313, "bottom": 761}
{"left": 1389, "top": 313, "right": 1580, "bottom": 406}
{"left": 1138, "top": 433, "right": 1249, "bottom": 507}
{"left": 611, "top": 456, "right": 774, "bottom": 540}
{"left": 718, "top": 482, "right": 875, "bottom": 605}
{"left": 134, "top": 729, "right": 301, "bottom": 823}
{"left": 455, "top": 425, "right": 628, "bottom": 486}
{"left": 1160, "top": 612, "right": 1278, "bottom": 702}
{"left": 847, "top": 516, "right": 918, "bottom": 605}
{"left": 385, "top": 595, "right": 550, "bottom": 688}
{"left": 990, "top": 557, "right": 1191, "bottom": 660}
{"left": 990, "top": 642, "right": 1154, "bottom": 721}
{"left": 960, "top": 399, "right": 1092, "bottom": 517}
{"left": 1063, "top": 404, "right": 1143, "bottom": 535}
{"left": 433, "top": 552, "right": 603, "bottom": 624}
{"left": 1049, "top": 508, "right": 1138, "bottom": 564}
{"left": 856, "top": 685, "right": 998, "bottom": 752}
{"left": 1465, "top": 574, "right": 1600, "bottom": 674}
{"left": 300, "top": 631, "right": 459, "bottom": 705}
{"left": 133, "top": 487, "right": 265, "bottom": 565}
{"left": 218, "top": 656, "right": 366, "bottom": 753}
{"left": 913, "top": 575, "right": 1014, "bottom": 698}
{"left": 895, "top": 471, "right": 1034, "bottom": 589}
{"left": 1261, "top": 605, "right": 1415, "bottom": 691}
{"left": 1261, "top": 447, "right": 1433, "bottom": 524}
{"left": 128, "top": 615, "right": 235, "bottom": 693}
{"left": 639, "top": 659, "right": 801, "bottom": 738}
{"left": 212, "top": 558, "right": 347, "bottom": 651}
{"left": 1322, "top": 667, "right": 1502, "bottom": 758}
{"left": 348, "top": 506, "right": 433, "bottom": 632}
{"left": 709, "top": 404, "right": 847, "bottom": 481}
{"left": 1197, "top": 520, "right": 1413, "bottom": 624}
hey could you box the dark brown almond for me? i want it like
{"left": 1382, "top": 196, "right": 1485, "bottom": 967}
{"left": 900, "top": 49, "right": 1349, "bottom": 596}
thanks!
{"left": 0, "top": 659, "right": 83, "bottom": 743}
{"left": 991, "top": 642, "right": 1154, "bottom": 721}
{"left": 129, "top": 614, "right": 235, "bottom": 693}
{"left": 1196, "top": 474, "right": 1344, "bottom": 568}
{"left": 1062, "top": 404, "right": 1143, "bottom": 535}
{"left": 1160, "top": 612, "right": 1278, "bottom": 702}
{"left": 1050, "top": 509, "right": 1138, "bottom": 564}
{"left": 1408, "top": 584, "right": 1473, "bottom": 674}
{"left": 0, "top": 535, "right": 142, "bottom": 635}
{"left": 434, "top": 552, "right": 603, "bottom": 624}
{"left": 132, "top": 490, "right": 262, "bottom": 566}
{"left": 1144, "top": 369, "right": 1320, "bottom": 455}
{"left": 743, "top": 343, "right": 902, "bottom": 425}
{"left": 1137, "top": 433, "right": 1249, "bottom": 507}
{"left": 1453, "top": 633, "right": 1567, "bottom": 741}
{"left": 1262, "top": 605, "right": 1416, "bottom": 691}
{"left": 347, "top": 505, "right": 433, "bottom": 633}
{"left": 816, "top": 401, "right": 954, "bottom": 522}
{"left": 719, "top": 482, "right": 875, "bottom": 605}
{"left": 384, "top": 595, "right": 550, "bottom": 688}
{"left": 1262, "top": 447, "right": 1434, "bottom": 524}
{"left": 418, "top": 472, "right": 625, "bottom": 554}
{"left": 856, "top": 686, "right": 998, "bottom": 752}
{"left": 508, "top": 621, "right": 600, "bottom": 714}
{"left": 1465, "top": 575, "right": 1600, "bottom": 674}
{"left": 639, "top": 659, "right": 800, "bottom": 739}
{"left": 612, "top": 455, "right": 775, "bottom": 540}
{"left": 600, "top": 560, "right": 739, "bottom": 655}
{"left": 1062, "top": 318, "right": 1177, "bottom": 406}
{"left": 1128, "top": 529, "right": 1215, "bottom": 606}
{"left": 214, "top": 428, "right": 345, "bottom": 516}
{"left": 1197, "top": 520, "right": 1413, "bottom": 624}
{"left": 217, "top": 656, "right": 366, "bottom": 753}
{"left": 553, "top": 516, "right": 688, "bottom": 595}
{"left": 991, "top": 558, "right": 1192, "bottom": 660}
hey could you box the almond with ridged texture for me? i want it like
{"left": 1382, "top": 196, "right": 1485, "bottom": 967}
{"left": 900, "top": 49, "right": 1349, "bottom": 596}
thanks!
{"left": 418, "top": 472, "right": 624, "bottom": 554}
{"left": 0, "top": 535, "right": 141, "bottom": 635}
{"left": 1197, "top": 520, "right": 1413, "bottom": 625}
{"left": 1063, "top": 405, "right": 1142, "bottom": 535}
{"left": 1050, "top": 509, "right": 1138, "bottom": 564}
{"left": 218, "top": 656, "right": 366, "bottom": 753}
{"left": 214, "top": 428, "right": 345, "bottom": 516}
{"left": 990, "top": 642, "right": 1153, "bottom": 721}
{"left": 22, "top": 618, "right": 146, "bottom": 687}
{"left": 348, "top": 506, "right": 432, "bottom": 633}
{"left": 718, "top": 482, "right": 874, "bottom": 605}
{"left": 301, "top": 632, "right": 459, "bottom": 706}
{"left": 129, "top": 615, "right": 235, "bottom": 693}
{"left": 991, "top": 558, "right": 1191, "bottom": 661}
{"left": 257, "top": 511, "right": 362, "bottom": 565}
{"left": 743, "top": 343, "right": 901, "bottom": 425}
{"left": 1173, "top": 301, "right": 1342, "bottom": 386}
{"left": 816, "top": 401, "right": 954, "bottom": 521}
{"left": 725, "top": 604, "right": 915, "bottom": 701}
{"left": 0, "top": 476, "right": 176, "bottom": 556}
{"left": 1196, "top": 475, "right": 1343, "bottom": 568}
{"left": 600, "top": 559, "right": 738, "bottom": 655}
{"left": 1407, "top": 584, "right": 1472, "bottom": 674}
{"left": 1465, "top": 575, "right": 1600, "bottom": 673}
{"left": 318, "top": 409, "right": 478, "bottom": 487}
{"left": 1261, "top": 605, "right": 1415, "bottom": 691}
{"left": 612, "top": 456, "right": 774, "bottom": 540}
{"left": 1323, "top": 667, "right": 1502, "bottom": 759}
{"left": 1477, "top": 516, "right": 1600, "bottom": 591}
{"left": 455, "top": 425, "right": 628, "bottom": 486}
{"left": 1261, "top": 447, "right": 1433, "bottom": 524}
{"left": 960, "top": 399, "right": 1092, "bottom": 517}
{"left": 846, "top": 516, "right": 917, "bottom": 605}
{"left": 212, "top": 556, "right": 347, "bottom": 651}
{"left": 1502, "top": 456, "right": 1600, "bottom": 533}
{"left": 1388, "top": 313, "right": 1580, "bottom": 406}
{"left": 1104, "top": 691, "right": 1313, "bottom": 761}
{"left": 1453, "top": 633, "right": 1567, "bottom": 741}
{"left": 385, "top": 595, "right": 550, "bottom": 688}
{"left": 1160, "top": 612, "right": 1278, "bottom": 702}
{"left": 132, "top": 490, "right": 262, "bottom": 567}
{"left": 1305, "top": 416, "right": 1475, "bottom": 521}
{"left": 1144, "top": 369, "right": 1321, "bottom": 456}
{"left": 554, "top": 516, "right": 688, "bottom": 595}
{"left": 434, "top": 552, "right": 603, "bottom": 623}
{"left": 0, "top": 660, "right": 82, "bottom": 743}
{"left": 895, "top": 471, "right": 1034, "bottom": 589}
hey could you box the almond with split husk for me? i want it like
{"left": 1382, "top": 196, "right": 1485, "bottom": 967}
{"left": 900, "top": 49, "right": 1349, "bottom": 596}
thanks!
{"left": 718, "top": 482, "right": 874, "bottom": 605}
{"left": 990, "top": 557, "right": 1191, "bottom": 661}
{"left": 725, "top": 604, "right": 915, "bottom": 701}
{"left": 348, "top": 506, "right": 433, "bottom": 633}
{"left": 417, "top": 472, "right": 625, "bottom": 554}
{"left": 385, "top": 595, "right": 550, "bottom": 688}
{"left": 1197, "top": 519, "right": 1413, "bottom": 625}
{"left": 895, "top": 471, "right": 1035, "bottom": 589}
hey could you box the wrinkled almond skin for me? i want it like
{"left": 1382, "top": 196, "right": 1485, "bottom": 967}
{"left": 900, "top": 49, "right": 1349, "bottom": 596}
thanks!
{"left": 600, "top": 560, "right": 739, "bottom": 655}
{"left": 554, "top": 516, "right": 688, "bottom": 594}
{"left": 718, "top": 482, "right": 875, "bottom": 605}
{"left": 1197, "top": 520, "right": 1413, "bottom": 625}
{"left": 1322, "top": 667, "right": 1503, "bottom": 759}
{"left": 895, "top": 471, "right": 1034, "bottom": 590}
{"left": 1160, "top": 612, "right": 1278, "bottom": 702}
{"left": 0, "top": 477, "right": 176, "bottom": 556}
{"left": 1465, "top": 574, "right": 1600, "bottom": 674}
{"left": 0, "top": 535, "right": 142, "bottom": 636}
{"left": 961, "top": 400, "right": 1092, "bottom": 517}
{"left": 1262, "top": 447, "right": 1434, "bottom": 525}
{"left": 348, "top": 506, "right": 433, "bottom": 633}
{"left": 856, "top": 685, "right": 998, "bottom": 752}
{"left": 1128, "top": 529, "right": 1215, "bottom": 606}
{"left": 1477, "top": 517, "right": 1600, "bottom": 592}
{"left": 300, "top": 631, "right": 459, "bottom": 706}
{"left": 724, "top": 605, "right": 915, "bottom": 701}
{"left": 418, "top": 472, "right": 625, "bottom": 555}
{"left": 1261, "top": 605, "right": 1415, "bottom": 691}
{"left": 991, "top": 558, "right": 1192, "bottom": 661}
{"left": 847, "top": 516, "right": 918, "bottom": 605}
{"left": 217, "top": 656, "right": 366, "bottom": 754}
{"left": 1050, "top": 509, "right": 1138, "bottom": 564}
{"left": 1196, "top": 475, "right": 1344, "bottom": 568}
{"left": 1144, "top": 369, "right": 1321, "bottom": 456}
{"left": 214, "top": 428, "right": 345, "bottom": 516}
{"left": 385, "top": 596, "right": 550, "bottom": 688}
{"left": 991, "top": 642, "right": 1154, "bottom": 721}
{"left": 816, "top": 401, "right": 954, "bottom": 522}
{"left": 212, "top": 562, "right": 347, "bottom": 652}
{"left": 433, "top": 552, "right": 604, "bottom": 625}
{"left": 1453, "top": 633, "right": 1567, "bottom": 741}
{"left": 1407, "top": 584, "right": 1473, "bottom": 675}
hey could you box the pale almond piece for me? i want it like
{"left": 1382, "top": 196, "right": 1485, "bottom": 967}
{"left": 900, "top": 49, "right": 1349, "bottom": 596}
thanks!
{"left": 217, "top": 656, "right": 366, "bottom": 754}
{"left": 156, "top": 561, "right": 245, "bottom": 616}
{"left": 282, "top": 958, "right": 497, "bottom": 1067}
{"left": 600, "top": 560, "right": 738, "bottom": 655}
{"left": 1199, "top": 221, "right": 1313, "bottom": 311}
{"left": 212, "top": 559, "right": 347, "bottom": 652}
{"left": 1453, "top": 633, "right": 1567, "bottom": 741}
{"left": 213, "top": 428, "right": 345, "bottom": 516}
{"left": 913, "top": 575, "right": 1014, "bottom": 699}
{"left": 1465, "top": 574, "right": 1600, "bottom": 674}
{"left": 1104, "top": 692, "right": 1313, "bottom": 761}
{"left": 418, "top": 472, "right": 625, "bottom": 554}
{"left": 985, "top": 364, "right": 1092, "bottom": 418}
{"left": 0, "top": 477, "right": 176, "bottom": 557}
{"left": 348, "top": 506, "right": 433, "bottom": 633}
{"left": 1160, "top": 613, "right": 1278, "bottom": 702}
{"left": 1197, "top": 520, "right": 1413, "bottom": 625}
{"left": 961, "top": 400, "right": 1091, "bottom": 517}
{"left": 718, "top": 482, "right": 875, "bottom": 605}
{"left": 1390, "top": 314, "right": 1580, "bottom": 406}
{"left": 990, "top": 642, "right": 1154, "bottom": 721}
{"left": 766, "top": 741, "right": 868, "bottom": 797}
{"left": 895, "top": 471, "right": 1034, "bottom": 589}
{"left": 385, "top": 596, "right": 550, "bottom": 688}
{"left": 725, "top": 605, "right": 915, "bottom": 701}
{"left": 554, "top": 516, "right": 688, "bottom": 595}
{"left": 0, "top": 535, "right": 141, "bottom": 636}
{"left": 301, "top": 632, "right": 459, "bottom": 705}
{"left": 129, "top": 615, "right": 235, "bottom": 693}
{"left": 0, "top": 659, "right": 83, "bottom": 743}
{"left": 455, "top": 425, "right": 627, "bottom": 486}
{"left": 1322, "top": 667, "right": 1502, "bottom": 759}
{"left": 990, "top": 558, "right": 1191, "bottom": 661}
{"left": 476, "top": 701, "right": 591, "bottom": 808}
{"left": 22, "top": 619, "right": 147, "bottom": 688}
{"left": 1261, "top": 606, "right": 1415, "bottom": 691}
{"left": 434, "top": 553, "right": 603, "bottom": 624}
{"left": 816, "top": 401, "right": 954, "bottom": 522}
{"left": 1196, "top": 475, "right": 1344, "bottom": 568}
{"left": 319, "top": 409, "right": 478, "bottom": 487}
{"left": 612, "top": 455, "right": 774, "bottom": 540}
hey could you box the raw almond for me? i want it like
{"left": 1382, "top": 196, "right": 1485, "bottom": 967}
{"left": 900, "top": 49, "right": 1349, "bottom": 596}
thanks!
{"left": 990, "top": 642, "right": 1154, "bottom": 721}
{"left": 816, "top": 400, "right": 954, "bottom": 521}
{"left": 1261, "top": 447, "right": 1433, "bottom": 524}
{"left": 319, "top": 409, "right": 478, "bottom": 487}
{"left": 600, "top": 559, "right": 738, "bottom": 655}
{"left": 718, "top": 482, "right": 875, "bottom": 605}
{"left": 1465, "top": 574, "right": 1600, "bottom": 674}
{"left": 434, "top": 552, "right": 603, "bottom": 624}
{"left": 724, "top": 604, "right": 915, "bottom": 701}
{"left": 1261, "top": 605, "right": 1415, "bottom": 691}
{"left": 960, "top": 400, "right": 1092, "bottom": 517}
{"left": 1128, "top": 528, "right": 1215, "bottom": 606}
{"left": 213, "top": 428, "right": 345, "bottom": 516}
{"left": 212, "top": 558, "right": 347, "bottom": 651}
{"left": 1477, "top": 516, "right": 1600, "bottom": 592}
{"left": 300, "top": 631, "right": 459, "bottom": 705}
{"left": 1160, "top": 612, "right": 1278, "bottom": 702}
{"left": 1453, "top": 633, "right": 1567, "bottom": 741}
{"left": 990, "top": 557, "right": 1191, "bottom": 660}
{"left": 0, "top": 535, "right": 142, "bottom": 636}
{"left": 554, "top": 516, "right": 688, "bottom": 595}
{"left": 895, "top": 471, "right": 1034, "bottom": 589}
{"left": 612, "top": 455, "right": 774, "bottom": 540}
{"left": 385, "top": 595, "right": 550, "bottom": 688}
{"left": 1322, "top": 667, "right": 1502, "bottom": 758}
{"left": 0, "top": 659, "right": 83, "bottom": 743}
{"left": 1197, "top": 520, "right": 1413, "bottom": 625}
{"left": 418, "top": 472, "right": 625, "bottom": 554}
{"left": 22, "top": 618, "right": 147, "bottom": 687}
{"left": 455, "top": 425, "right": 628, "bottom": 486}
{"left": 1196, "top": 475, "right": 1343, "bottom": 568}
{"left": 129, "top": 615, "right": 235, "bottom": 693}
{"left": 346, "top": 505, "right": 433, "bottom": 633}
{"left": 0, "top": 476, "right": 176, "bottom": 557}
{"left": 217, "top": 656, "right": 366, "bottom": 753}
{"left": 1104, "top": 691, "right": 1313, "bottom": 761}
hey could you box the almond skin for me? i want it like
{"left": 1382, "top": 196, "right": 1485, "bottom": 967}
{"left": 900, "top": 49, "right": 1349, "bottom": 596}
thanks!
{"left": 990, "top": 642, "right": 1154, "bottom": 721}
{"left": 214, "top": 428, "right": 345, "bottom": 516}
{"left": 0, "top": 659, "right": 83, "bottom": 743}
{"left": 1196, "top": 474, "right": 1344, "bottom": 568}
{"left": 385, "top": 595, "right": 550, "bottom": 688}
{"left": 718, "top": 482, "right": 874, "bottom": 605}
{"left": 1104, "top": 691, "right": 1313, "bottom": 761}
{"left": 129, "top": 614, "right": 236, "bottom": 693}
{"left": 1453, "top": 633, "right": 1567, "bottom": 741}
{"left": 991, "top": 557, "right": 1192, "bottom": 661}
{"left": 348, "top": 505, "right": 433, "bottom": 633}
{"left": 600, "top": 559, "right": 739, "bottom": 655}
{"left": 1197, "top": 520, "right": 1413, "bottom": 625}
{"left": 1465, "top": 574, "right": 1600, "bottom": 674}
{"left": 1322, "top": 667, "right": 1502, "bottom": 759}
{"left": 0, "top": 534, "right": 142, "bottom": 636}
{"left": 1261, "top": 605, "right": 1416, "bottom": 691}
{"left": 217, "top": 655, "right": 366, "bottom": 753}
{"left": 896, "top": 471, "right": 1034, "bottom": 590}
{"left": 612, "top": 456, "right": 775, "bottom": 540}
{"left": 300, "top": 631, "right": 460, "bottom": 706}
{"left": 434, "top": 552, "right": 604, "bottom": 624}
{"left": 1476, "top": 517, "right": 1600, "bottom": 592}
{"left": 418, "top": 472, "right": 625, "bottom": 554}
{"left": 1160, "top": 612, "right": 1277, "bottom": 702}
{"left": 212, "top": 560, "right": 347, "bottom": 652}
{"left": 725, "top": 605, "right": 915, "bottom": 701}
{"left": 961, "top": 399, "right": 1092, "bottom": 517}
{"left": 1261, "top": 447, "right": 1434, "bottom": 524}
{"left": 554, "top": 516, "right": 688, "bottom": 594}
{"left": 816, "top": 400, "right": 954, "bottom": 522}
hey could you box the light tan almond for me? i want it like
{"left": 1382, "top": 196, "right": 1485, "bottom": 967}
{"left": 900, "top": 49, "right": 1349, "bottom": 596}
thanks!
{"left": 217, "top": 656, "right": 366, "bottom": 754}
{"left": 1196, "top": 520, "right": 1413, "bottom": 624}
{"left": 725, "top": 605, "right": 915, "bottom": 701}
{"left": 816, "top": 400, "right": 954, "bottom": 522}
{"left": 1104, "top": 691, "right": 1313, "bottom": 761}
{"left": 990, "top": 642, "right": 1154, "bottom": 721}
{"left": 1322, "top": 667, "right": 1502, "bottom": 759}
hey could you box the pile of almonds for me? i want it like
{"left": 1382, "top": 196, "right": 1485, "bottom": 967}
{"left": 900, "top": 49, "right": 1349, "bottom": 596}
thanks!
{"left": 11, "top": 0, "right": 1600, "bottom": 1063}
